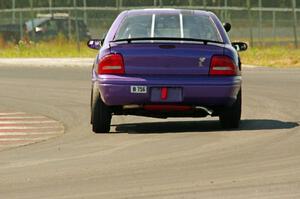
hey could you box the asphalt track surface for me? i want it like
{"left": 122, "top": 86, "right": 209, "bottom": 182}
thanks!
{"left": 0, "top": 112, "right": 64, "bottom": 151}
{"left": 0, "top": 65, "right": 299, "bottom": 199}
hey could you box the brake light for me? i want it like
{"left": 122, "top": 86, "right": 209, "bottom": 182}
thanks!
{"left": 161, "top": 87, "right": 168, "bottom": 100}
{"left": 209, "top": 55, "right": 237, "bottom": 76}
{"left": 98, "top": 54, "right": 125, "bottom": 75}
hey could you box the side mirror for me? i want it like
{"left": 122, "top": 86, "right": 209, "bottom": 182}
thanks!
{"left": 87, "top": 39, "right": 102, "bottom": 50}
{"left": 223, "top": 22, "right": 231, "bottom": 32}
{"left": 232, "top": 42, "right": 248, "bottom": 52}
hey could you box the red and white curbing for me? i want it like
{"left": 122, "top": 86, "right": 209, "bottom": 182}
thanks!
{"left": 0, "top": 112, "right": 64, "bottom": 151}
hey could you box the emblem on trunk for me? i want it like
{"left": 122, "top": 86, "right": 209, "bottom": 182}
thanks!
{"left": 198, "top": 57, "right": 206, "bottom": 67}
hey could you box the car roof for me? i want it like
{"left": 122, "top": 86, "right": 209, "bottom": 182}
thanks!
{"left": 25, "top": 17, "right": 86, "bottom": 32}
{"left": 25, "top": 18, "right": 49, "bottom": 32}
{"left": 126, "top": 8, "right": 212, "bottom": 16}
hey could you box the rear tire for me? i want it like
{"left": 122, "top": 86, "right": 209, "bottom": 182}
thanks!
{"left": 219, "top": 90, "right": 241, "bottom": 129}
{"left": 91, "top": 86, "right": 112, "bottom": 133}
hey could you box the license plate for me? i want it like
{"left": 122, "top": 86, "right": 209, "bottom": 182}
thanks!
{"left": 130, "top": 86, "right": 147, "bottom": 94}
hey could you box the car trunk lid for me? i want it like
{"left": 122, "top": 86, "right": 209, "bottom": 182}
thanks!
{"left": 109, "top": 43, "right": 224, "bottom": 76}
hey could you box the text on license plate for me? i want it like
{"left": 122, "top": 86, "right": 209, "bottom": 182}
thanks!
{"left": 130, "top": 86, "right": 147, "bottom": 94}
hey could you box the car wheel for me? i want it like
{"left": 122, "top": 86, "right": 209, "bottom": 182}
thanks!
{"left": 219, "top": 90, "right": 241, "bottom": 129}
{"left": 91, "top": 85, "right": 112, "bottom": 133}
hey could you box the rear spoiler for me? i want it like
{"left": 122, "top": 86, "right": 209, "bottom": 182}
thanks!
{"left": 110, "top": 37, "right": 225, "bottom": 45}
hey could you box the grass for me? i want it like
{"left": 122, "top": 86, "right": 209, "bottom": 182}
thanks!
{"left": 0, "top": 37, "right": 300, "bottom": 68}
{"left": 0, "top": 37, "right": 96, "bottom": 58}
{"left": 239, "top": 46, "right": 300, "bottom": 68}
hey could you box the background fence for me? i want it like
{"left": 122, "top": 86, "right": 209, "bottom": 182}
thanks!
{"left": 0, "top": 0, "right": 299, "bottom": 47}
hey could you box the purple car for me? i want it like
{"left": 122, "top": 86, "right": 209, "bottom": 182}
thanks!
{"left": 88, "top": 9, "right": 247, "bottom": 133}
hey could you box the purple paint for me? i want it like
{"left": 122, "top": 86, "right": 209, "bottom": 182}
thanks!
{"left": 91, "top": 9, "right": 243, "bottom": 118}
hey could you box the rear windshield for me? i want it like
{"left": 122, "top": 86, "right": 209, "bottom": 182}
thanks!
{"left": 115, "top": 13, "right": 222, "bottom": 42}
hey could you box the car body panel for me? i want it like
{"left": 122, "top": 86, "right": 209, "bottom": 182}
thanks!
{"left": 96, "top": 74, "right": 241, "bottom": 107}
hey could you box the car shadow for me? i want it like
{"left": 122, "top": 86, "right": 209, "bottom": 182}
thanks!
{"left": 114, "top": 119, "right": 299, "bottom": 134}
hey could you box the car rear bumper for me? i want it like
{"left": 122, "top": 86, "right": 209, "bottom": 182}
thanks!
{"left": 96, "top": 75, "right": 241, "bottom": 107}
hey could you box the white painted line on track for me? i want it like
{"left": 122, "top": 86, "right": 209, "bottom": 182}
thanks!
{"left": 0, "top": 112, "right": 26, "bottom": 116}
{"left": 0, "top": 116, "right": 47, "bottom": 119}
{"left": 0, "top": 120, "right": 57, "bottom": 124}
{"left": 0, "top": 137, "right": 53, "bottom": 141}
{"left": 0, "top": 131, "right": 63, "bottom": 136}
{"left": 0, "top": 126, "right": 63, "bottom": 130}
{"left": 0, "top": 58, "right": 93, "bottom": 68}
{"left": 0, "top": 111, "right": 64, "bottom": 150}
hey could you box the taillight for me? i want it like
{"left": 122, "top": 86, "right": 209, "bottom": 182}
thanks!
{"left": 209, "top": 55, "right": 237, "bottom": 76}
{"left": 98, "top": 54, "right": 125, "bottom": 75}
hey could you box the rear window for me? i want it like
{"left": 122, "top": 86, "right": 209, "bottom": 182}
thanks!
{"left": 115, "top": 13, "right": 222, "bottom": 42}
